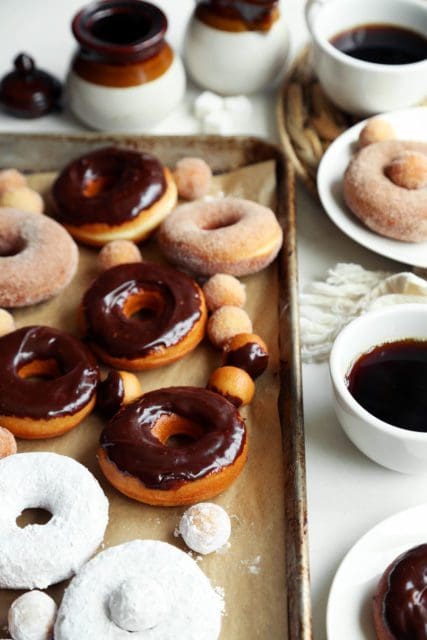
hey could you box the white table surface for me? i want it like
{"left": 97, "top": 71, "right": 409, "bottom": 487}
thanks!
{"left": 1, "top": 2, "right": 426, "bottom": 638}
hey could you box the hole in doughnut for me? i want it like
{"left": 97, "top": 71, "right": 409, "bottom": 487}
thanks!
{"left": 152, "top": 414, "right": 205, "bottom": 448}
{"left": 18, "top": 358, "right": 63, "bottom": 381}
{"left": 16, "top": 508, "right": 52, "bottom": 528}
{"left": 82, "top": 171, "right": 121, "bottom": 197}
{"left": 0, "top": 236, "right": 26, "bottom": 257}
{"left": 201, "top": 213, "right": 241, "bottom": 231}
{"left": 123, "top": 291, "right": 167, "bottom": 322}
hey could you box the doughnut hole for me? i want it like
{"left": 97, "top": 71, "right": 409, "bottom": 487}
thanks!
{"left": 0, "top": 309, "right": 15, "bottom": 337}
{"left": 0, "top": 187, "right": 44, "bottom": 214}
{"left": 178, "top": 502, "right": 231, "bottom": 555}
{"left": 207, "top": 365, "right": 255, "bottom": 407}
{"left": 207, "top": 305, "right": 252, "bottom": 349}
{"left": 0, "top": 168, "right": 26, "bottom": 194}
{"left": 109, "top": 576, "right": 166, "bottom": 632}
{"left": 358, "top": 118, "right": 396, "bottom": 149}
{"left": 0, "top": 426, "right": 17, "bottom": 458}
{"left": 97, "top": 370, "right": 142, "bottom": 418}
{"left": 98, "top": 240, "right": 142, "bottom": 271}
{"left": 173, "top": 157, "right": 212, "bottom": 200}
{"left": 203, "top": 274, "right": 246, "bottom": 312}
{"left": 8, "top": 590, "right": 57, "bottom": 640}
{"left": 385, "top": 151, "right": 427, "bottom": 190}
{"left": 223, "top": 332, "right": 269, "bottom": 379}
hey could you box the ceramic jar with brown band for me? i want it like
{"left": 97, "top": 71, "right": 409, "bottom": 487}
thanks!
{"left": 184, "top": 0, "right": 290, "bottom": 95}
{"left": 67, "top": 0, "right": 186, "bottom": 131}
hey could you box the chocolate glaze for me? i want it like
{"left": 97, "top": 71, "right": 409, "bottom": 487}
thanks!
{"left": 97, "top": 370, "right": 124, "bottom": 417}
{"left": 207, "top": 385, "right": 242, "bottom": 407}
{"left": 197, "top": 0, "right": 278, "bottom": 29}
{"left": 101, "top": 386, "right": 247, "bottom": 489}
{"left": 0, "top": 326, "right": 99, "bottom": 419}
{"left": 52, "top": 147, "right": 166, "bottom": 227}
{"left": 224, "top": 341, "right": 269, "bottom": 379}
{"left": 383, "top": 543, "right": 427, "bottom": 639}
{"left": 82, "top": 262, "right": 204, "bottom": 359}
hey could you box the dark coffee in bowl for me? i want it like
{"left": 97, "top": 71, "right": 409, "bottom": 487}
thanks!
{"left": 330, "top": 24, "right": 427, "bottom": 64}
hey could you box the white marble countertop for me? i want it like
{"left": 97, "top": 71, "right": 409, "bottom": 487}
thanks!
{"left": 1, "top": 1, "right": 426, "bottom": 638}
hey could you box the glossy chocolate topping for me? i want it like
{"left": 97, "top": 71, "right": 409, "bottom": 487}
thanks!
{"left": 52, "top": 147, "right": 166, "bottom": 227}
{"left": 224, "top": 342, "right": 269, "bottom": 379}
{"left": 0, "top": 326, "right": 99, "bottom": 419}
{"left": 197, "top": 0, "right": 278, "bottom": 29}
{"left": 101, "top": 386, "right": 247, "bottom": 489}
{"left": 383, "top": 543, "right": 427, "bottom": 639}
{"left": 82, "top": 262, "right": 204, "bottom": 359}
{"left": 97, "top": 370, "right": 124, "bottom": 417}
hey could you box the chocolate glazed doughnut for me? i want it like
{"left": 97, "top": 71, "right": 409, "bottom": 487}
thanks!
{"left": 81, "top": 263, "right": 207, "bottom": 370}
{"left": 373, "top": 543, "right": 427, "bottom": 640}
{"left": 0, "top": 326, "right": 99, "bottom": 439}
{"left": 51, "top": 146, "right": 177, "bottom": 246}
{"left": 98, "top": 387, "right": 248, "bottom": 506}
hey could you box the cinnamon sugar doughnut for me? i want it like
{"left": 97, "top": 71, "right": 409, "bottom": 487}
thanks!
{"left": 0, "top": 208, "right": 78, "bottom": 307}
{"left": 344, "top": 140, "right": 427, "bottom": 242}
{"left": 158, "top": 197, "right": 283, "bottom": 276}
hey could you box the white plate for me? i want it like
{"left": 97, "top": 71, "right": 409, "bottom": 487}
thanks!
{"left": 317, "top": 106, "right": 427, "bottom": 268}
{"left": 326, "top": 503, "right": 427, "bottom": 640}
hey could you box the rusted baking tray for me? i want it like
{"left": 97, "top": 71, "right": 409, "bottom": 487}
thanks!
{"left": 0, "top": 133, "right": 311, "bottom": 640}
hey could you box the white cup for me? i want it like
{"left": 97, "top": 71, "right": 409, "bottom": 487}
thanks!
{"left": 306, "top": 0, "right": 427, "bottom": 115}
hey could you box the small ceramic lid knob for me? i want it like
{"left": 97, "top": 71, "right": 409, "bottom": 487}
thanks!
{"left": 0, "top": 53, "right": 62, "bottom": 118}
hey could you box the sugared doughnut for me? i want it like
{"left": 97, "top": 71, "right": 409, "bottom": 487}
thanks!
{"left": 0, "top": 326, "right": 99, "bottom": 439}
{"left": 0, "top": 208, "right": 78, "bottom": 307}
{"left": 178, "top": 502, "right": 231, "bottom": 555}
{"left": 97, "top": 370, "right": 142, "bottom": 418}
{"left": 54, "top": 540, "right": 223, "bottom": 639}
{"left": 203, "top": 273, "right": 246, "bottom": 311}
{"left": 8, "top": 591, "right": 57, "bottom": 640}
{"left": 373, "top": 543, "right": 427, "bottom": 640}
{"left": 207, "top": 305, "right": 252, "bottom": 348}
{"left": 0, "top": 169, "right": 26, "bottom": 193}
{"left": 207, "top": 366, "right": 255, "bottom": 407}
{"left": 0, "top": 426, "right": 17, "bottom": 458}
{"left": 223, "top": 332, "right": 269, "bottom": 379}
{"left": 81, "top": 263, "right": 207, "bottom": 371}
{"left": 51, "top": 147, "right": 177, "bottom": 246}
{"left": 358, "top": 118, "right": 396, "bottom": 149}
{"left": 0, "top": 452, "right": 108, "bottom": 589}
{"left": 343, "top": 140, "right": 427, "bottom": 242}
{"left": 173, "top": 157, "right": 212, "bottom": 200}
{"left": 158, "top": 196, "right": 283, "bottom": 276}
{"left": 98, "top": 387, "right": 247, "bottom": 506}
{"left": 0, "top": 186, "right": 44, "bottom": 214}
{"left": 0, "top": 308, "right": 14, "bottom": 337}
{"left": 98, "top": 239, "right": 142, "bottom": 271}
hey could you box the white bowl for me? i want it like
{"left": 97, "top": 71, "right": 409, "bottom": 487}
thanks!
{"left": 330, "top": 304, "right": 427, "bottom": 474}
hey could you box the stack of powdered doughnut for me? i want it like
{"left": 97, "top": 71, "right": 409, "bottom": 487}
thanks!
{"left": 0, "top": 145, "right": 283, "bottom": 638}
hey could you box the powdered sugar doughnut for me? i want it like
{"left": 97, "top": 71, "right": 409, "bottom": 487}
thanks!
{"left": 0, "top": 187, "right": 44, "bottom": 214}
{"left": 0, "top": 208, "right": 78, "bottom": 307}
{"left": 0, "top": 426, "right": 17, "bottom": 458}
{"left": 158, "top": 197, "right": 283, "bottom": 276}
{"left": 173, "top": 157, "right": 212, "bottom": 200}
{"left": 0, "top": 169, "right": 26, "bottom": 193}
{"left": 98, "top": 240, "right": 142, "bottom": 271}
{"left": 8, "top": 590, "right": 57, "bottom": 640}
{"left": 207, "top": 305, "right": 252, "bottom": 348}
{"left": 343, "top": 140, "right": 427, "bottom": 242}
{"left": 0, "top": 452, "right": 108, "bottom": 589}
{"left": 178, "top": 503, "right": 231, "bottom": 555}
{"left": 0, "top": 309, "right": 14, "bottom": 337}
{"left": 203, "top": 273, "right": 246, "bottom": 311}
{"left": 55, "top": 540, "right": 223, "bottom": 639}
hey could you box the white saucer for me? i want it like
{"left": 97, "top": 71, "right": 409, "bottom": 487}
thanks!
{"left": 326, "top": 503, "right": 427, "bottom": 640}
{"left": 317, "top": 106, "right": 427, "bottom": 268}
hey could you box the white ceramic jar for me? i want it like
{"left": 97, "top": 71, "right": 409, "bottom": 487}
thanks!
{"left": 184, "top": 0, "right": 289, "bottom": 95}
{"left": 67, "top": 0, "right": 186, "bottom": 131}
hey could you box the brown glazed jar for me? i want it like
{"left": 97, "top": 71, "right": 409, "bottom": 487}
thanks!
{"left": 184, "top": 0, "right": 289, "bottom": 94}
{"left": 67, "top": 0, "right": 185, "bottom": 131}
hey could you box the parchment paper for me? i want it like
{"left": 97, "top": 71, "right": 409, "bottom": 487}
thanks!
{"left": 0, "top": 161, "right": 286, "bottom": 638}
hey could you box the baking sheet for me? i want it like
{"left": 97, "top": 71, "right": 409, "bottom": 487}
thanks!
{"left": 0, "top": 134, "right": 311, "bottom": 639}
